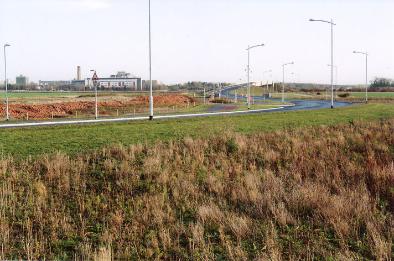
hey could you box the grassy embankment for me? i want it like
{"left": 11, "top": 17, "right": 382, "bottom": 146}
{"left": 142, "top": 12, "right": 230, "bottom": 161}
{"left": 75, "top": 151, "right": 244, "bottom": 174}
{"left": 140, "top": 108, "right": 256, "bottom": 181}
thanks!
{"left": 0, "top": 103, "right": 393, "bottom": 158}
{"left": 350, "top": 92, "right": 394, "bottom": 98}
{"left": 0, "top": 119, "right": 393, "bottom": 260}
{"left": 271, "top": 91, "right": 394, "bottom": 101}
{"left": 230, "top": 87, "right": 394, "bottom": 101}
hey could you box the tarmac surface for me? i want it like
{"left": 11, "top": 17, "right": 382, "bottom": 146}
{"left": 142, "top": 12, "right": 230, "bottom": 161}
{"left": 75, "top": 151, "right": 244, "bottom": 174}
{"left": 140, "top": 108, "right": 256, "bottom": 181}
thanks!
{"left": 0, "top": 89, "right": 352, "bottom": 129}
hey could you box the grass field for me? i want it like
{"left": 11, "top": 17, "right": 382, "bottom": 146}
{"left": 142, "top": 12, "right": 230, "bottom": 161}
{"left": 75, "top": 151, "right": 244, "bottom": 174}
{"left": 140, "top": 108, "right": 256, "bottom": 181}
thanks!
{"left": 1, "top": 103, "right": 393, "bottom": 158}
{"left": 230, "top": 86, "right": 269, "bottom": 96}
{"left": 174, "top": 103, "right": 282, "bottom": 114}
{"left": 229, "top": 87, "right": 394, "bottom": 101}
{"left": 347, "top": 92, "right": 394, "bottom": 98}
{"left": 1, "top": 119, "right": 393, "bottom": 259}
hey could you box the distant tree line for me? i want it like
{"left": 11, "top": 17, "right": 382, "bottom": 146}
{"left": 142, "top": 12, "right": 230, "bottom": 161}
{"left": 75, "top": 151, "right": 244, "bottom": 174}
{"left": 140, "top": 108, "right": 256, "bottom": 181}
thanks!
{"left": 0, "top": 83, "right": 39, "bottom": 91}
{"left": 167, "top": 82, "right": 231, "bottom": 92}
{"left": 290, "top": 78, "right": 394, "bottom": 92}
{"left": 370, "top": 77, "right": 394, "bottom": 90}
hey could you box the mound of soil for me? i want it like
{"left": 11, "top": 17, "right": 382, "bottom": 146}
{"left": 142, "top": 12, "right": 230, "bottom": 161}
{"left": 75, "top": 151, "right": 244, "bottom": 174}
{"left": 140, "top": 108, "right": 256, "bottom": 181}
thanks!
{"left": 0, "top": 95, "right": 196, "bottom": 119}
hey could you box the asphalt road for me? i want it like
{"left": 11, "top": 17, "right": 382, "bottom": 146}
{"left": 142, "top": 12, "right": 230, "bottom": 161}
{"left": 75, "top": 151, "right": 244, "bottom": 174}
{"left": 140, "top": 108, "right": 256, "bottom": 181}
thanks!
{"left": 220, "top": 87, "right": 351, "bottom": 112}
{"left": 0, "top": 89, "right": 352, "bottom": 129}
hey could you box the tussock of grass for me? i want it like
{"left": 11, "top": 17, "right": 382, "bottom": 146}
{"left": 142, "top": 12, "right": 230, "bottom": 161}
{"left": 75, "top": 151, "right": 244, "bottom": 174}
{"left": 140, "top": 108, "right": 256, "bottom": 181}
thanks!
{"left": 0, "top": 120, "right": 393, "bottom": 259}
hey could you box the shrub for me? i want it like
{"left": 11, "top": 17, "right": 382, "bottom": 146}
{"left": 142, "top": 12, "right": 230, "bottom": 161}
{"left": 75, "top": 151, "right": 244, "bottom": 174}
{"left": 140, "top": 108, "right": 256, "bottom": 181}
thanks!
{"left": 225, "top": 138, "right": 239, "bottom": 155}
{"left": 338, "top": 93, "right": 350, "bottom": 98}
{"left": 210, "top": 98, "right": 233, "bottom": 104}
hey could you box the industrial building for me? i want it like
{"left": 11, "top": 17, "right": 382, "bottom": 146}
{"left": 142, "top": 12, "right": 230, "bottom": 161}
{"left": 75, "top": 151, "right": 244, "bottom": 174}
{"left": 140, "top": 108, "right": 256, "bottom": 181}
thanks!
{"left": 38, "top": 68, "right": 145, "bottom": 91}
{"left": 16, "top": 75, "right": 29, "bottom": 87}
{"left": 38, "top": 80, "right": 72, "bottom": 90}
{"left": 87, "top": 71, "right": 142, "bottom": 90}
{"left": 77, "top": 66, "right": 81, "bottom": 80}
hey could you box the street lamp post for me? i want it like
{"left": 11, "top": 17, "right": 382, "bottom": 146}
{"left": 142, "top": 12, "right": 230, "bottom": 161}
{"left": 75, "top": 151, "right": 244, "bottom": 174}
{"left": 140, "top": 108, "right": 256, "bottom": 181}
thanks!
{"left": 246, "top": 43, "right": 264, "bottom": 109}
{"left": 148, "top": 0, "right": 154, "bottom": 120}
{"left": 90, "top": 69, "right": 98, "bottom": 119}
{"left": 327, "top": 64, "right": 338, "bottom": 86}
{"left": 263, "top": 69, "right": 272, "bottom": 92}
{"left": 309, "top": 18, "right": 336, "bottom": 108}
{"left": 327, "top": 64, "right": 338, "bottom": 100}
{"left": 3, "top": 44, "right": 10, "bottom": 121}
{"left": 353, "top": 51, "right": 369, "bottom": 103}
{"left": 282, "top": 62, "right": 294, "bottom": 102}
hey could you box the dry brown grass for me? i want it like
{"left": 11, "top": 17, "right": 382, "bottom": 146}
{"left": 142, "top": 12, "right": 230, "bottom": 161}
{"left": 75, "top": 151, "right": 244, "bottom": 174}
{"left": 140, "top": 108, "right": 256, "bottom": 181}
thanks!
{"left": 0, "top": 120, "right": 393, "bottom": 260}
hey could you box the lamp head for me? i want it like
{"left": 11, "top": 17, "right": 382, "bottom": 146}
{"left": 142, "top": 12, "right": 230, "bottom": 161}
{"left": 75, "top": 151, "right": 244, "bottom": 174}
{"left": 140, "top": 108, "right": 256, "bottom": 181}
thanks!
{"left": 4, "top": 44, "right": 10, "bottom": 47}
{"left": 309, "top": 19, "right": 315, "bottom": 22}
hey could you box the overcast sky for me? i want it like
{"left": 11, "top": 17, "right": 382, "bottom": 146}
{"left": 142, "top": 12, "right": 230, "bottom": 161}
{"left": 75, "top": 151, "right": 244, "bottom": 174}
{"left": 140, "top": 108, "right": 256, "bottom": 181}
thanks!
{"left": 1, "top": 0, "right": 393, "bottom": 84}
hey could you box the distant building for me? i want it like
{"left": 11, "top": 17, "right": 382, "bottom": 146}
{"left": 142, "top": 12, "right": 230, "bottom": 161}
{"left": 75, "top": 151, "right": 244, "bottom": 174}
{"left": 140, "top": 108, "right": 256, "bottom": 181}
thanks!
{"left": 142, "top": 80, "right": 165, "bottom": 90}
{"left": 71, "top": 80, "right": 86, "bottom": 90}
{"left": 110, "top": 71, "right": 131, "bottom": 78}
{"left": 87, "top": 71, "right": 142, "bottom": 90}
{"left": 39, "top": 80, "right": 72, "bottom": 90}
{"left": 77, "top": 66, "right": 81, "bottom": 80}
{"left": 16, "top": 75, "right": 29, "bottom": 87}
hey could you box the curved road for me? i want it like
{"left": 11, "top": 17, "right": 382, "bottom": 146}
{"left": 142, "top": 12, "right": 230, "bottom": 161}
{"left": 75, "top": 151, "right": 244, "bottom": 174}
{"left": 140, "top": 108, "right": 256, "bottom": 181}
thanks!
{"left": 0, "top": 88, "right": 352, "bottom": 129}
{"left": 220, "top": 87, "right": 351, "bottom": 112}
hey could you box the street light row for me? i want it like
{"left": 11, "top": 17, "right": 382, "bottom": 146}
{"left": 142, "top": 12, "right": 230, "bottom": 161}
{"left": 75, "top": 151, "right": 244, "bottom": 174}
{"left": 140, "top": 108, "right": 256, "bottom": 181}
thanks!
{"left": 2, "top": 13, "right": 370, "bottom": 121}
{"left": 246, "top": 18, "right": 368, "bottom": 109}
{"left": 353, "top": 51, "right": 369, "bottom": 102}
{"left": 309, "top": 18, "right": 368, "bottom": 106}
{"left": 246, "top": 44, "right": 264, "bottom": 109}
{"left": 246, "top": 43, "right": 294, "bottom": 106}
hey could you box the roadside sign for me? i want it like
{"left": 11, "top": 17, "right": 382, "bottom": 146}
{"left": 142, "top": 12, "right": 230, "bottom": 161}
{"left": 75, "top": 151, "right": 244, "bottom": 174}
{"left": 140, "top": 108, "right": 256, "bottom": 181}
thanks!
{"left": 92, "top": 72, "right": 98, "bottom": 80}
{"left": 92, "top": 72, "right": 99, "bottom": 85}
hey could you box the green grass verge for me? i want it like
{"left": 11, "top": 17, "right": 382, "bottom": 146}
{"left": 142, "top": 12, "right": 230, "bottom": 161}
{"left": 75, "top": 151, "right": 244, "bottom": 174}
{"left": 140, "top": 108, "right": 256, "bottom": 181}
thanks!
{"left": 347, "top": 92, "right": 394, "bottom": 98}
{"left": 230, "top": 88, "right": 394, "bottom": 100}
{"left": 0, "top": 103, "right": 393, "bottom": 158}
{"left": 175, "top": 103, "right": 281, "bottom": 113}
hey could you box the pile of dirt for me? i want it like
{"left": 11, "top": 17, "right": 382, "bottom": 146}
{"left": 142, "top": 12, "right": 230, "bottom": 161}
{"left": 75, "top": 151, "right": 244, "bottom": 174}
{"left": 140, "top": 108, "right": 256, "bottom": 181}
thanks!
{"left": 0, "top": 95, "right": 196, "bottom": 119}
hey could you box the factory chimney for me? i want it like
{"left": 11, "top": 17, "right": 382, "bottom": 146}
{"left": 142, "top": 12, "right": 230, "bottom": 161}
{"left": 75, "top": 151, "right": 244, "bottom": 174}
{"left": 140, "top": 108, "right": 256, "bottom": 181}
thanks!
{"left": 77, "top": 66, "right": 81, "bottom": 80}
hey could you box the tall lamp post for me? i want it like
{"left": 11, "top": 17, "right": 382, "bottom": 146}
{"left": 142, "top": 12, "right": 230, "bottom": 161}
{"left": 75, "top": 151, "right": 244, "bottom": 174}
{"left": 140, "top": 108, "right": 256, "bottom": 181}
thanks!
{"left": 309, "top": 18, "right": 336, "bottom": 108}
{"left": 246, "top": 43, "right": 264, "bottom": 109}
{"left": 3, "top": 44, "right": 11, "bottom": 121}
{"left": 353, "top": 51, "right": 369, "bottom": 103}
{"left": 327, "top": 64, "right": 338, "bottom": 85}
{"left": 90, "top": 69, "right": 98, "bottom": 119}
{"left": 282, "top": 62, "right": 294, "bottom": 102}
{"left": 263, "top": 69, "right": 272, "bottom": 92}
{"left": 148, "top": 0, "right": 154, "bottom": 120}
